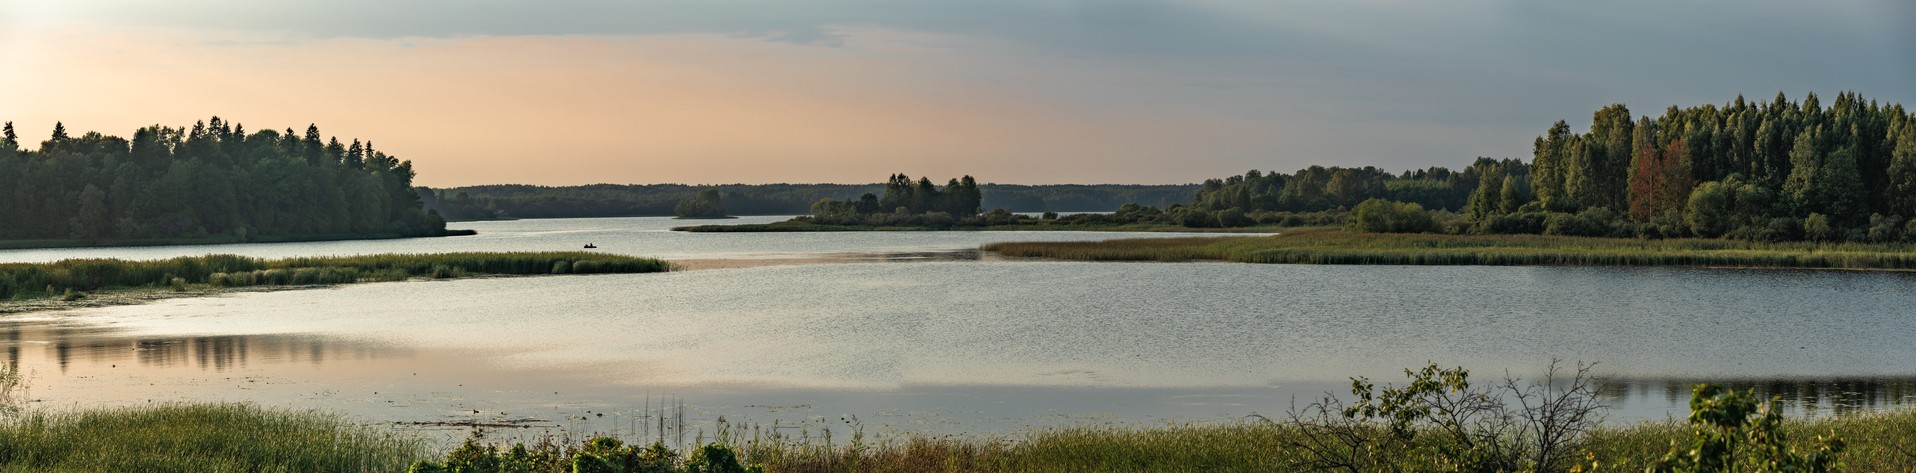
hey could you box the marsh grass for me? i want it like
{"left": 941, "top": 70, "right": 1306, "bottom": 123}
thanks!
{"left": 0, "top": 252, "right": 670, "bottom": 301}
{"left": 434, "top": 412, "right": 1916, "bottom": 472}
{"left": 983, "top": 229, "right": 1916, "bottom": 270}
{"left": 0, "top": 403, "right": 427, "bottom": 473}
{"left": 0, "top": 402, "right": 1907, "bottom": 472}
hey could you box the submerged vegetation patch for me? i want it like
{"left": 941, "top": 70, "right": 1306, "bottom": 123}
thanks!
{"left": 0, "top": 252, "right": 670, "bottom": 302}
{"left": 983, "top": 228, "right": 1916, "bottom": 270}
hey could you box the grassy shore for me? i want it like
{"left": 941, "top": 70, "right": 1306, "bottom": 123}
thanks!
{"left": 674, "top": 220, "right": 1289, "bottom": 233}
{"left": 0, "top": 252, "right": 670, "bottom": 305}
{"left": 983, "top": 228, "right": 1916, "bottom": 270}
{"left": 2, "top": 403, "right": 1910, "bottom": 472}
{"left": 0, "top": 404, "right": 428, "bottom": 472}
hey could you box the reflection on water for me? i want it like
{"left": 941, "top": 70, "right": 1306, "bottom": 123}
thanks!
{"left": 0, "top": 320, "right": 406, "bottom": 374}
{"left": 1603, "top": 376, "right": 1916, "bottom": 418}
{"left": 1, "top": 217, "right": 1913, "bottom": 442}
{"left": 3, "top": 315, "right": 1915, "bottom": 448}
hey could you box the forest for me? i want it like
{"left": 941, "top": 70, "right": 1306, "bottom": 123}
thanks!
{"left": 0, "top": 118, "right": 450, "bottom": 244}
{"left": 421, "top": 182, "right": 1195, "bottom": 220}
{"left": 1178, "top": 92, "right": 1916, "bottom": 242}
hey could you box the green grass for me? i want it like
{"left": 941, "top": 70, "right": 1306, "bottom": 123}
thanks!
{"left": 0, "top": 403, "right": 427, "bottom": 473}
{"left": 0, "top": 252, "right": 671, "bottom": 301}
{"left": 406, "top": 413, "right": 1916, "bottom": 472}
{"left": 982, "top": 228, "right": 1916, "bottom": 270}
{"left": 673, "top": 220, "right": 1291, "bottom": 233}
{"left": 0, "top": 403, "right": 1909, "bottom": 472}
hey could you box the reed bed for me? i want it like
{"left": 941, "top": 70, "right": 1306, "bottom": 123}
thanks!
{"left": 0, "top": 403, "right": 1908, "bottom": 471}
{"left": 0, "top": 403, "right": 427, "bottom": 473}
{"left": 983, "top": 229, "right": 1916, "bottom": 270}
{"left": 0, "top": 252, "right": 670, "bottom": 301}
{"left": 406, "top": 413, "right": 1916, "bottom": 472}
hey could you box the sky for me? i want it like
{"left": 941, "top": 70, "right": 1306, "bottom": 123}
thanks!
{"left": 1, "top": 1, "right": 1910, "bottom": 187}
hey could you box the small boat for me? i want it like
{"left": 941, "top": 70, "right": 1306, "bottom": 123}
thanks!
{"left": 584, "top": 243, "right": 597, "bottom": 249}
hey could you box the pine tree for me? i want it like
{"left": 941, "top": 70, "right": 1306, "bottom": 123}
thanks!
{"left": 346, "top": 139, "right": 365, "bottom": 170}
{"left": 1532, "top": 121, "right": 1574, "bottom": 211}
{"left": 49, "top": 121, "right": 69, "bottom": 150}
{"left": 1891, "top": 123, "right": 1916, "bottom": 216}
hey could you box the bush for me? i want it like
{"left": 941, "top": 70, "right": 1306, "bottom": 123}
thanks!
{"left": 1215, "top": 208, "right": 1251, "bottom": 227}
{"left": 1804, "top": 213, "right": 1833, "bottom": 242}
{"left": 410, "top": 437, "right": 754, "bottom": 473}
{"left": 1647, "top": 385, "right": 1844, "bottom": 472}
{"left": 1866, "top": 214, "right": 1903, "bottom": 242}
{"left": 1177, "top": 209, "right": 1218, "bottom": 228}
{"left": 1477, "top": 211, "right": 1547, "bottom": 235}
{"left": 1278, "top": 360, "right": 1602, "bottom": 472}
{"left": 1347, "top": 199, "right": 1435, "bottom": 233}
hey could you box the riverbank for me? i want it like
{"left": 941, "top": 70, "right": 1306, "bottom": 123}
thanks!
{"left": 0, "top": 229, "right": 480, "bottom": 251}
{"left": 1, "top": 402, "right": 1908, "bottom": 472}
{"left": 983, "top": 228, "right": 1916, "bottom": 270}
{"left": 0, "top": 252, "right": 669, "bottom": 312}
{"left": 674, "top": 220, "right": 1294, "bottom": 233}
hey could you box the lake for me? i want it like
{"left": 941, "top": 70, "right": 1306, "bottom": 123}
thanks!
{"left": 3, "top": 216, "right": 1914, "bottom": 446}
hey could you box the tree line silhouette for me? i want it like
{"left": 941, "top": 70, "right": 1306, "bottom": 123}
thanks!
{"left": 1183, "top": 92, "right": 1916, "bottom": 241}
{"left": 0, "top": 118, "right": 448, "bottom": 243}
{"left": 422, "top": 182, "right": 1194, "bottom": 220}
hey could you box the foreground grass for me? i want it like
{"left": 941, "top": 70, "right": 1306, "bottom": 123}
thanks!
{"left": 0, "top": 404, "right": 427, "bottom": 473}
{"left": 983, "top": 228, "right": 1916, "bottom": 270}
{"left": 674, "top": 220, "right": 1291, "bottom": 233}
{"left": 3, "top": 404, "right": 1912, "bottom": 472}
{"left": 0, "top": 252, "right": 670, "bottom": 303}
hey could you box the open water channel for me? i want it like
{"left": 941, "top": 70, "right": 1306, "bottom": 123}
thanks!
{"left": 2, "top": 217, "right": 1913, "bottom": 446}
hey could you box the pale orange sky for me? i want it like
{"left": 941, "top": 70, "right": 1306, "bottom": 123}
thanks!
{"left": 2, "top": 1, "right": 1909, "bottom": 187}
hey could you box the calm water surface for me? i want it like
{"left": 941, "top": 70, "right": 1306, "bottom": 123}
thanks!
{"left": 1, "top": 217, "right": 1913, "bottom": 444}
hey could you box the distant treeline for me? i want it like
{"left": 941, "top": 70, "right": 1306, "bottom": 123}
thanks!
{"left": 421, "top": 182, "right": 1197, "bottom": 220}
{"left": 1180, "top": 92, "right": 1916, "bottom": 242}
{"left": 807, "top": 174, "right": 983, "bottom": 226}
{"left": 0, "top": 118, "right": 449, "bottom": 243}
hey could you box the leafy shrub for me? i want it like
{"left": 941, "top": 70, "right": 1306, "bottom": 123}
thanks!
{"left": 1278, "top": 360, "right": 1602, "bottom": 472}
{"left": 410, "top": 437, "right": 754, "bottom": 473}
{"left": 1647, "top": 385, "right": 1844, "bottom": 473}
{"left": 1803, "top": 213, "right": 1833, "bottom": 241}
{"left": 1348, "top": 198, "right": 1436, "bottom": 233}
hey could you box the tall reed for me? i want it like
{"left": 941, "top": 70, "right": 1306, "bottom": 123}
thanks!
{"left": 0, "top": 403, "right": 427, "bottom": 472}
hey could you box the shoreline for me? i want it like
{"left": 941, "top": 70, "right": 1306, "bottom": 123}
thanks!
{"left": 0, "top": 251, "right": 995, "bottom": 315}
{"left": 981, "top": 229, "right": 1916, "bottom": 272}
{"left": 0, "top": 252, "right": 668, "bottom": 315}
{"left": 0, "top": 229, "right": 479, "bottom": 251}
